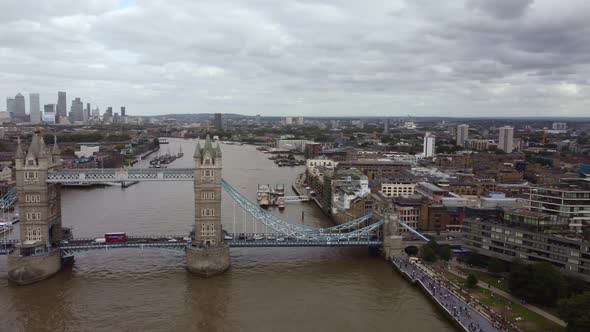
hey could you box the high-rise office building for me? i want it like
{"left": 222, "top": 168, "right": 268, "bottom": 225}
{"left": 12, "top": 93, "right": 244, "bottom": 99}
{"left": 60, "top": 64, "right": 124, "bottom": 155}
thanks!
{"left": 120, "top": 106, "right": 126, "bottom": 117}
{"left": 296, "top": 117, "right": 304, "bottom": 126}
{"left": 14, "top": 93, "right": 26, "bottom": 121}
{"left": 457, "top": 124, "right": 469, "bottom": 147}
{"left": 6, "top": 98, "right": 15, "bottom": 118}
{"left": 84, "top": 103, "right": 91, "bottom": 123}
{"left": 383, "top": 118, "right": 389, "bottom": 133}
{"left": 69, "top": 98, "right": 84, "bottom": 122}
{"left": 213, "top": 113, "right": 223, "bottom": 130}
{"left": 57, "top": 91, "right": 67, "bottom": 122}
{"left": 103, "top": 107, "right": 113, "bottom": 123}
{"left": 92, "top": 107, "right": 100, "bottom": 118}
{"left": 423, "top": 132, "right": 436, "bottom": 157}
{"left": 498, "top": 126, "right": 514, "bottom": 153}
{"left": 29, "top": 93, "right": 41, "bottom": 124}
{"left": 43, "top": 104, "right": 56, "bottom": 124}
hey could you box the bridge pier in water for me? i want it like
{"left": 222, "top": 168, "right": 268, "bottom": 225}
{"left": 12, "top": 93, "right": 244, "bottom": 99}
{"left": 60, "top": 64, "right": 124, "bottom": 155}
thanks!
{"left": 186, "top": 135, "right": 230, "bottom": 277}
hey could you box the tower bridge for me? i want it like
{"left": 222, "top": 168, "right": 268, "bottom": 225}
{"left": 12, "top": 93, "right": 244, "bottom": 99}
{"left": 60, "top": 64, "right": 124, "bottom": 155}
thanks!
{"left": 6, "top": 131, "right": 404, "bottom": 285}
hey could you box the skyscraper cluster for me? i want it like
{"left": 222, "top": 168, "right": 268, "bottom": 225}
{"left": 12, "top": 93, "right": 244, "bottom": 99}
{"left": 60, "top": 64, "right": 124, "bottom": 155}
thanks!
{"left": 3, "top": 91, "right": 128, "bottom": 125}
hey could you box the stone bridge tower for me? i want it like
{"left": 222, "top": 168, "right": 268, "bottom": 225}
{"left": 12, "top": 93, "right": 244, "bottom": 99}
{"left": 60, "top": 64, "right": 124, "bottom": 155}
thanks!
{"left": 186, "top": 135, "right": 230, "bottom": 276}
{"left": 9, "top": 130, "right": 63, "bottom": 285}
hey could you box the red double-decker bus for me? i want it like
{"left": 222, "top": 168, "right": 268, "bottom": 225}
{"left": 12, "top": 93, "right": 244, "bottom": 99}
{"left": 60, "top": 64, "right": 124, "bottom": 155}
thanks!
{"left": 104, "top": 232, "right": 127, "bottom": 243}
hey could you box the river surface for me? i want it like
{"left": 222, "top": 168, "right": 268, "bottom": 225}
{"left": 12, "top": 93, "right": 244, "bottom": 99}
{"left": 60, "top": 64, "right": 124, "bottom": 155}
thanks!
{"left": 0, "top": 138, "right": 454, "bottom": 332}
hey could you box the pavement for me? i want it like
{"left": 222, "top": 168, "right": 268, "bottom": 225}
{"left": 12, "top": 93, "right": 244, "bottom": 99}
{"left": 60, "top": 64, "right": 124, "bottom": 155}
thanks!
{"left": 393, "top": 257, "right": 503, "bottom": 332}
{"left": 447, "top": 268, "right": 567, "bottom": 327}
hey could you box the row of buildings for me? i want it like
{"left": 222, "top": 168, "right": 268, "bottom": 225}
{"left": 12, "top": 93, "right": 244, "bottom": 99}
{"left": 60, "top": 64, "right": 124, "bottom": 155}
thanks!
{"left": 303, "top": 150, "right": 590, "bottom": 281}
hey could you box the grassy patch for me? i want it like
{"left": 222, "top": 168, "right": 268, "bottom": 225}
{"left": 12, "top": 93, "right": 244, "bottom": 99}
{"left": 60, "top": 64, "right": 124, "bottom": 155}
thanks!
{"left": 457, "top": 268, "right": 510, "bottom": 293}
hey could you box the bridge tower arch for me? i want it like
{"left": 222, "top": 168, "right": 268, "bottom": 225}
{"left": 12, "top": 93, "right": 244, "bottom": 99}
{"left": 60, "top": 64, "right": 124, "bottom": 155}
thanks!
{"left": 8, "top": 131, "right": 64, "bottom": 285}
{"left": 186, "top": 135, "right": 230, "bottom": 276}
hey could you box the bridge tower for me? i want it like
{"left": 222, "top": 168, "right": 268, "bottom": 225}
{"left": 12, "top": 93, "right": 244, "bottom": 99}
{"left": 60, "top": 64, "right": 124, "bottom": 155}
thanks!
{"left": 381, "top": 209, "right": 403, "bottom": 260}
{"left": 9, "top": 130, "right": 64, "bottom": 285}
{"left": 186, "top": 135, "right": 230, "bottom": 276}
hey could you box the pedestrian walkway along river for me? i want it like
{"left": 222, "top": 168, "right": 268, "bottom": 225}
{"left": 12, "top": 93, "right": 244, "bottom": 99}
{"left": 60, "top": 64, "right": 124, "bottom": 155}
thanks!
{"left": 393, "top": 256, "right": 502, "bottom": 332}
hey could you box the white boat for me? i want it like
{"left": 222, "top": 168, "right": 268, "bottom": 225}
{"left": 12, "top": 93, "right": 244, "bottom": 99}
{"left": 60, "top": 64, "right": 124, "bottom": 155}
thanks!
{"left": 256, "top": 184, "right": 270, "bottom": 201}
{"left": 224, "top": 235, "right": 233, "bottom": 240}
{"left": 266, "top": 235, "right": 276, "bottom": 240}
{"left": 253, "top": 235, "right": 264, "bottom": 240}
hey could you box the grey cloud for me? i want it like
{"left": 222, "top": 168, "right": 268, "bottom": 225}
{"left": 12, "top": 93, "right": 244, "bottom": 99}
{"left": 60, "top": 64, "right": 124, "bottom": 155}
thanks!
{"left": 466, "top": 0, "right": 534, "bottom": 20}
{"left": 0, "top": 0, "right": 589, "bottom": 116}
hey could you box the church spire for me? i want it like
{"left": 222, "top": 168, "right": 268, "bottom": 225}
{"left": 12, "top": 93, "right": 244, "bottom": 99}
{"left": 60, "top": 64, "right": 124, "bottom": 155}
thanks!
{"left": 215, "top": 141, "right": 222, "bottom": 157}
{"left": 52, "top": 135, "right": 61, "bottom": 156}
{"left": 38, "top": 136, "right": 49, "bottom": 158}
{"left": 15, "top": 137, "right": 24, "bottom": 159}
{"left": 203, "top": 134, "right": 213, "bottom": 155}
{"left": 193, "top": 139, "right": 201, "bottom": 159}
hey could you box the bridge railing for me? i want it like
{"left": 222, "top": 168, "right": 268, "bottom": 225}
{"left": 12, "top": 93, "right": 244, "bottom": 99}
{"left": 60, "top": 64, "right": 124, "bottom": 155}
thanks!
{"left": 46, "top": 168, "right": 195, "bottom": 183}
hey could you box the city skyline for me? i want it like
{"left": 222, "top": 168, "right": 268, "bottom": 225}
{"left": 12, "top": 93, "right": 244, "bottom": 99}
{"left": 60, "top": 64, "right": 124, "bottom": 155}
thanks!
{"left": 1, "top": 1, "right": 590, "bottom": 117}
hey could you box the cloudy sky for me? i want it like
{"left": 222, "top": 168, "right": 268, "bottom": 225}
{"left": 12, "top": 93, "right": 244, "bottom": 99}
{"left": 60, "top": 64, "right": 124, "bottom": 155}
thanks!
{"left": 1, "top": 0, "right": 590, "bottom": 117}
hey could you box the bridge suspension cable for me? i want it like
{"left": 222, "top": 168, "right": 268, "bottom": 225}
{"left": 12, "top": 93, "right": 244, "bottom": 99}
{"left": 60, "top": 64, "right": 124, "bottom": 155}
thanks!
{"left": 221, "top": 179, "right": 384, "bottom": 241}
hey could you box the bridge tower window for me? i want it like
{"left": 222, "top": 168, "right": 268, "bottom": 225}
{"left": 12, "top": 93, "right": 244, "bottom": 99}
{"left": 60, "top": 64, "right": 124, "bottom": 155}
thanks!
{"left": 201, "top": 208, "right": 215, "bottom": 217}
{"left": 26, "top": 226, "right": 43, "bottom": 242}
{"left": 201, "top": 170, "right": 214, "bottom": 178}
{"left": 26, "top": 212, "right": 42, "bottom": 220}
{"left": 201, "top": 192, "right": 215, "bottom": 200}
{"left": 25, "top": 194, "right": 41, "bottom": 203}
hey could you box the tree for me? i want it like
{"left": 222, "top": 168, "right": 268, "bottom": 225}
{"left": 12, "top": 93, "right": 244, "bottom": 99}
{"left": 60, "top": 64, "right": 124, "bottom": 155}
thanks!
{"left": 564, "top": 276, "right": 588, "bottom": 299}
{"left": 558, "top": 291, "right": 590, "bottom": 332}
{"left": 0, "top": 140, "right": 12, "bottom": 152}
{"left": 529, "top": 263, "right": 565, "bottom": 306}
{"left": 487, "top": 258, "right": 506, "bottom": 275}
{"left": 153, "top": 138, "right": 160, "bottom": 147}
{"left": 509, "top": 261, "right": 565, "bottom": 306}
{"left": 420, "top": 244, "right": 437, "bottom": 262}
{"left": 466, "top": 273, "right": 478, "bottom": 289}
{"left": 438, "top": 245, "right": 452, "bottom": 261}
{"left": 509, "top": 259, "right": 533, "bottom": 300}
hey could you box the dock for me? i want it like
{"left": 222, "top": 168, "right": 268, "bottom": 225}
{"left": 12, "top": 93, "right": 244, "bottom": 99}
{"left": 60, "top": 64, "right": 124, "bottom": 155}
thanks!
{"left": 258, "top": 183, "right": 309, "bottom": 209}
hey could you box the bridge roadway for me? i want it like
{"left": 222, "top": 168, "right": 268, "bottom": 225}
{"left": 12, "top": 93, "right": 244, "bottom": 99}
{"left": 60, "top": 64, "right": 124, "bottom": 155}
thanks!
{"left": 1, "top": 234, "right": 383, "bottom": 256}
{"left": 46, "top": 168, "right": 195, "bottom": 183}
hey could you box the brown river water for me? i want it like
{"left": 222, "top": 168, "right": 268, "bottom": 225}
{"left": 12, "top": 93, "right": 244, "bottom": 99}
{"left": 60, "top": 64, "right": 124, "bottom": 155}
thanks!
{"left": 0, "top": 138, "right": 454, "bottom": 332}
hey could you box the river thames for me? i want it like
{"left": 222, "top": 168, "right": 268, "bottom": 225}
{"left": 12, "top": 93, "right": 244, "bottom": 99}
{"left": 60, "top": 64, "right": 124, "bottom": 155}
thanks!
{"left": 0, "top": 138, "right": 454, "bottom": 331}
